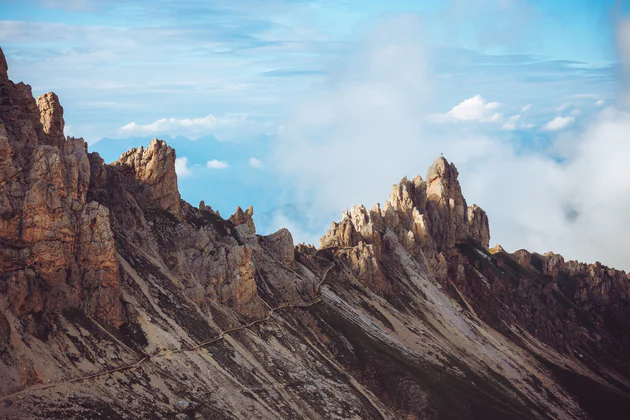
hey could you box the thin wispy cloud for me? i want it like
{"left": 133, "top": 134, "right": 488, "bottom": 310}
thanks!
{"left": 119, "top": 114, "right": 267, "bottom": 140}
{"left": 249, "top": 157, "right": 263, "bottom": 168}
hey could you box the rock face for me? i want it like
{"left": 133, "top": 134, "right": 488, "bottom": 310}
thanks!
{"left": 36, "top": 92, "right": 65, "bottom": 148}
{"left": 467, "top": 204, "right": 490, "bottom": 248}
{"left": 112, "top": 138, "right": 181, "bottom": 217}
{"left": 1, "top": 47, "right": 630, "bottom": 420}
{"left": 0, "top": 50, "right": 125, "bottom": 333}
{"left": 321, "top": 156, "right": 491, "bottom": 288}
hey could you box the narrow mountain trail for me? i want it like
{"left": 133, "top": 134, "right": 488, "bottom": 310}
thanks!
{"left": 0, "top": 252, "right": 339, "bottom": 404}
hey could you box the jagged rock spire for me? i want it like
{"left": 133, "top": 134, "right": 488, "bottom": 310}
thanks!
{"left": 0, "top": 47, "right": 8, "bottom": 80}
{"left": 320, "top": 156, "right": 491, "bottom": 284}
{"left": 425, "top": 156, "right": 468, "bottom": 248}
{"left": 113, "top": 138, "right": 181, "bottom": 218}
{"left": 229, "top": 205, "right": 256, "bottom": 238}
{"left": 37, "top": 92, "right": 66, "bottom": 148}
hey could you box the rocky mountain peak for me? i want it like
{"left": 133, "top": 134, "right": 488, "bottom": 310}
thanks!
{"left": 388, "top": 175, "right": 427, "bottom": 214}
{"left": 322, "top": 156, "right": 490, "bottom": 284}
{"left": 36, "top": 92, "right": 65, "bottom": 148}
{"left": 425, "top": 156, "right": 468, "bottom": 247}
{"left": 229, "top": 205, "right": 254, "bottom": 227}
{"left": 229, "top": 205, "right": 256, "bottom": 238}
{"left": 0, "top": 54, "right": 126, "bottom": 332}
{"left": 0, "top": 47, "right": 7, "bottom": 80}
{"left": 113, "top": 137, "right": 181, "bottom": 217}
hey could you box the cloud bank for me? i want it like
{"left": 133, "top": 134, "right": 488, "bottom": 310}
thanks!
{"left": 273, "top": 13, "right": 630, "bottom": 270}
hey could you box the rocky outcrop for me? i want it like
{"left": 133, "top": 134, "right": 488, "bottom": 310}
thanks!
{"left": 467, "top": 204, "right": 490, "bottom": 248}
{"left": 0, "top": 47, "right": 7, "bottom": 80}
{"left": 36, "top": 92, "right": 65, "bottom": 148}
{"left": 512, "top": 248, "right": 630, "bottom": 323}
{"left": 229, "top": 205, "right": 256, "bottom": 239}
{"left": 0, "top": 49, "right": 125, "bottom": 330}
{"left": 261, "top": 228, "right": 295, "bottom": 265}
{"left": 322, "top": 156, "right": 490, "bottom": 286}
{"left": 425, "top": 156, "right": 468, "bottom": 248}
{"left": 112, "top": 138, "right": 181, "bottom": 218}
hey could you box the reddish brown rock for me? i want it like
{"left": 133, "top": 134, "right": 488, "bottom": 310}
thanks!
{"left": 0, "top": 51, "right": 125, "bottom": 328}
{"left": 0, "top": 47, "right": 7, "bottom": 80}
{"left": 467, "top": 204, "right": 490, "bottom": 248}
{"left": 113, "top": 138, "right": 181, "bottom": 217}
{"left": 229, "top": 205, "right": 256, "bottom": 238}
{"left": 36, "top": 92, "right": 65, "bottom": 148}
{"left": 425, "top": 156, "right": 468, "bottom": 248}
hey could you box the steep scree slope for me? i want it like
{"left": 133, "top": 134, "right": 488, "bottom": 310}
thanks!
{"left": 1, "top": 48, "right": 630, "bottom": 419}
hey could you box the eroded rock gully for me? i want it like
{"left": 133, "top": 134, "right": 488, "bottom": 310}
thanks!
{"left": 1, "top": 47, "right": 630, "bottom": 419}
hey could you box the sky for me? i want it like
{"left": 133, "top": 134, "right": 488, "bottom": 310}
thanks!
{"left": 2, "top": 0, "right": 630, "bottom": 269}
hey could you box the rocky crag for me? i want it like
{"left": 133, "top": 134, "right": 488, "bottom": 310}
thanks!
{"left": 1, "top": 47, "right": 629, "bottom": 419}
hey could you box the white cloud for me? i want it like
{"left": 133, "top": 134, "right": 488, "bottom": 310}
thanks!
{"left": 571, "top": 109, "right": 581, "bottom": 116}
{"left": 272, "top": 14, "right": 630, "bottom": 271}
{"left": 432, "top": 95, "right": 532, "bottom": 130}
{"left": 249, "top": 157, "right": 263, "bottom": 168}
{"left": 501, "top": 113, "right": 523, "bottom": 130}
{"left": 596, "top": 100, "right": 604, "bottom": 107}
{"left": 119, "top": 114, "right": 269, "bottom": 140}
{"left": 206, "top": 159, "right": 229, "bottom": 169}
{"left": 542, "top": 116, "right": 575, "bottom": 131}
{"left": 175, "top": 156, "right": 193, "bottom": 178}
{"left": 435, "top": 94, "right": 503, "bottom": 123}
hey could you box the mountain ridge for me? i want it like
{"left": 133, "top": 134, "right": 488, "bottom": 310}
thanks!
{"left": 1, "top": 46, "right": 630, "bottom": 419}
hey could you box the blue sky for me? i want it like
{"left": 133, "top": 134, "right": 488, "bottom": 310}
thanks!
{"left": 2, "top": 0, "right": 630, "bottom": 268}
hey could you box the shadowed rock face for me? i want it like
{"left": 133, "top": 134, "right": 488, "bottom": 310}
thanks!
{"left": 1, "top": 47, "right": 630, "bottom": 420}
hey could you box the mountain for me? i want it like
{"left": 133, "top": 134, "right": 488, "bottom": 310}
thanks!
{"left": 1, "top": 47, "right": 629, "bottom": 419}
{"left": 91, "top": 134, "right": 282, "bottom": 225}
